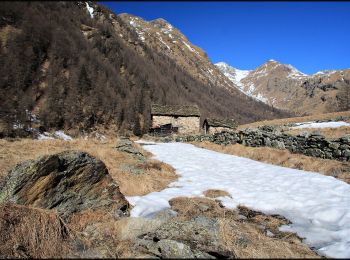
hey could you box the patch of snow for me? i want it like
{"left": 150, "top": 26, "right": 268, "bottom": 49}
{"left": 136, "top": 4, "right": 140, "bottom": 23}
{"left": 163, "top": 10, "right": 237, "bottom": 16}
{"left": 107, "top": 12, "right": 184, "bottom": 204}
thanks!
{"left": 54, "top": 130, "right": 73, "bottom": 140}
{"left": 266, "top": 230, "right": 275, "bottom": 237}
{"left": 286, "top": 64, "right": 308, "bottom": 78}
{"left": 157, "top": 36, "right": 170, "bottom": 50}
{"left": 127, "top": 141, "right": 350, "bottom": 258}
{"left": 215, "top": 62, "right": 251, "bottom": 88}
{"left": 85, "top": 2, "right": 94, "bottom": 18}
{"left": 129, "top": 19, "right": 146, "bottom": 42}
{"left": 291, "top": 121, "right": 350, "bottom": 129}
{"left": 38, "top": 132, "right": 55, "bottom": 140}
{"left": 166, "top": 24, "right": 173, "bottom": 31}
{"left": 313, "top": 70, "right": 338, "bottom": 76}
{"left": 247, "top": 83, "right": 255, "bottom": 95}
{"left": 315, "top": 71, "right": 325, "bottom": 75}
{"left": 254, "top": 93, "right": 269, "bottom": 103}
{"left": 182, "top": 41, "right": 199, "bottom": 55}
{"left": 37, "top": 130, "right": 73, "bottom": 141}
{"left": 135, "top": 140, "right": 156, "bottom": 145}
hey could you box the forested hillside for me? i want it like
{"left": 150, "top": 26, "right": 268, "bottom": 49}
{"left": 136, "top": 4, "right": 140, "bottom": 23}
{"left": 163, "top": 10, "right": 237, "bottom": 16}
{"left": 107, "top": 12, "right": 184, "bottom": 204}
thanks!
{"left": 0, "top": 1, "right": 291, "bottom": 135}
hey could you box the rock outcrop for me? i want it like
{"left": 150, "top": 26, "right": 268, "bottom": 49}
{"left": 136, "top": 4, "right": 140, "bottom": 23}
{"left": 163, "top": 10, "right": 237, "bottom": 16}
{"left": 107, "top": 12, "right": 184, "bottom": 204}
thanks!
{"left": 0, "top": 151, "right": 129, "bottom": 219}
{"left": 115, "top": 137, "right": 145, "bottom": 160}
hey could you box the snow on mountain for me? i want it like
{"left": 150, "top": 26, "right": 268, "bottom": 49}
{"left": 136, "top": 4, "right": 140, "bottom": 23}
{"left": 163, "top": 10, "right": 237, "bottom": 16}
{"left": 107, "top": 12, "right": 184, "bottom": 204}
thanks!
{"left": 215, "top": 62, "right": 251, "bottom": 87}
{"left": 215, "top": 62, "right": 270, "bottom": 103}
{"left": 286, "top": 64, "right": 308, "bottom": 78}
{"left": 85, "top": 2, "right": 94, "bottom": 18}
{"left": 216, "top": 59, "right": 350, "bottom": 114}
{"left": 313, "top": 70, "right": 338, "bottom": 76}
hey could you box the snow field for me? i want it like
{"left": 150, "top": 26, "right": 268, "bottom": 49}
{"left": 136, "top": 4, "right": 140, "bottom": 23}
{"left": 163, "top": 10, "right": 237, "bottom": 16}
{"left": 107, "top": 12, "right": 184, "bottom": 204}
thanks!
{"left": 291, "top": 121, "right": 350, "bottom": 129}
{"left": 128, "top": 141, "right": 350, "bottom": 258}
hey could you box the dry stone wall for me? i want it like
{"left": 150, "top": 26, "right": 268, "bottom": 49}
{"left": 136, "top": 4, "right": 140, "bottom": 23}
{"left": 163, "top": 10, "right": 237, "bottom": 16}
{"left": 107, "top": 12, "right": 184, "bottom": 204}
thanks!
{"left": 155, "top": 127, "right": 350, "bottom": 161}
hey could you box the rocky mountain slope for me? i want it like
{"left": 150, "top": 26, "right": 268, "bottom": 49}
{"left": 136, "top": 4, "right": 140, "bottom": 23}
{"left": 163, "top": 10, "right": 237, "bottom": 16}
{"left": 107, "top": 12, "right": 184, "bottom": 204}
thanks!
{"left": 0, "top": 1, "right": 290, "bottom": 136}
{"left": 216, "top": 60, "right": 350, "bottom": 115}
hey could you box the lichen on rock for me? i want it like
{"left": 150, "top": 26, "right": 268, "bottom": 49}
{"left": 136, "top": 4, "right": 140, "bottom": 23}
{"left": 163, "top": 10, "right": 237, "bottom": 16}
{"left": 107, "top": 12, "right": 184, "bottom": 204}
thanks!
{"left": 0, "top": 151, "right": 129, "bottom": 219}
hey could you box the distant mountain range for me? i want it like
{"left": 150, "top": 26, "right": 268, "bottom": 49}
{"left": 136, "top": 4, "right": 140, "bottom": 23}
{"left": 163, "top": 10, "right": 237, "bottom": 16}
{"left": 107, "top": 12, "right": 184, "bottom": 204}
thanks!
{"left": 216, "top": 60, "right": 350, "bottom": 115}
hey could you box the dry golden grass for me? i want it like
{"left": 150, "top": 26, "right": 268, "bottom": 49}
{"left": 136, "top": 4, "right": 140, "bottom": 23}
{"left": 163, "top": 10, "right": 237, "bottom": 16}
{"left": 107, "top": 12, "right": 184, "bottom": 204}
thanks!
{"left": 169, "top": 196, "right": 238, "bottom": 220}
{"left": 194, "top": 141, "right": 350, "bottom": 184}
{"left": 169, "top": 197, "right": 319, "bottom": 258}
{"left": 285, "top": 126, "right": 350, "bottom": 139}
{"left": 0, "top": 203, "right": 71, "bottom": 258}
{"left": 114, "top": 159, "right": 177, "bottom": 196}
{"left": 203, "top": 189, "right": 231, "bottom": 198}
{"left": 0, "top": 137, "right": 177, "bottom": 196}
{"left": 239, "top": 111, "right": 350, "bottom": 129}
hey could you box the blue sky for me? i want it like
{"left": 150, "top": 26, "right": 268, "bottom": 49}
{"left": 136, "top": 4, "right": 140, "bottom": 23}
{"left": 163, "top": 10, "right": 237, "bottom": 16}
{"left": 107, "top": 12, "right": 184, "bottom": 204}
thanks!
{"left": 100, "top": 1, "right": 350, "bottom": 74}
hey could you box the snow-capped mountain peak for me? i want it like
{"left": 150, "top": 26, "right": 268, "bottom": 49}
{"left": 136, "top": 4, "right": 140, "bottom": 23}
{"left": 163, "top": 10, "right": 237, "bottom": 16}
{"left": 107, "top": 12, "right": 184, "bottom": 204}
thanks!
{"left": 216, "top": 59, "right": 350, "bottom": 114}
{"left": 215, "top": 62, "right": 251, "bottom": 85}
{"left": 285, "top": 64, "right": 308, "bottom": 78}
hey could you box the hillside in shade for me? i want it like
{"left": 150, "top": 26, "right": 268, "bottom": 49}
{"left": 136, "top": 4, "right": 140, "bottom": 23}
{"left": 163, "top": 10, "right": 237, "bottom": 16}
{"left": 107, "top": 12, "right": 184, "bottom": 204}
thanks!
{"left": 0, "top": 1, "right": 291, "bottom": 135}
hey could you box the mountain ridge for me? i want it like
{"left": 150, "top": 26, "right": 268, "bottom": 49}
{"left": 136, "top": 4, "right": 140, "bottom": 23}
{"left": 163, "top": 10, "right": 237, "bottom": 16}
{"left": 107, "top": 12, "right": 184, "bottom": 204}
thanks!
{"left": 0, "top": 1, "right": 290, "bottom": 137}
{"left": 216, "top": 60, "right": 350, "bottom": 114}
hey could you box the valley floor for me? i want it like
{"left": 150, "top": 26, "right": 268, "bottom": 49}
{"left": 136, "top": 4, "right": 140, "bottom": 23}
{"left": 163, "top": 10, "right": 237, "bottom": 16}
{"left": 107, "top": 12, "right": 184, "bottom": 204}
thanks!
{"left": 130, "top": 140, "right": 350, "bottom": 258}
{"left": 1, "top": 136, "right": 348, "bottom": 258}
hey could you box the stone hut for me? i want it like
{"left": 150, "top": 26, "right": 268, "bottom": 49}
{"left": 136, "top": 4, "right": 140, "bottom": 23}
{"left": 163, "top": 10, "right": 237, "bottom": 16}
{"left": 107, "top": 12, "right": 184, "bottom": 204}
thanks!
{"left": 151, "top": 104, "right": 200, "bottom": 134}
{"left": 203, "top": 118, "right": 237, "bottom": 134}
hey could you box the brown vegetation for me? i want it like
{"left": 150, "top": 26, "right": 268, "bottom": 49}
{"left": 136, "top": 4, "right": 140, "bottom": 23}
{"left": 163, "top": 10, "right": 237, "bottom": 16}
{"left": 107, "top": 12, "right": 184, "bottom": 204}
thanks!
{"left": 238, "top": 111, "right": 350, "bottom": 129}
{"left": 115, "top": 159, "right": 177, "bottom": 196}
{"left": 0, "top": 137, "right": 177, "bottom": 196}
{"left": 203, "top": 189, "right": 231, "bottom": 198}
{"left": 0, "top": 203, "right": 71, "bottom": 258}
{"left": 194, "top": 141, "right": 350, "bottom": 184}
{"left": 169, "top": 197, "right": 319, "bottom": 258}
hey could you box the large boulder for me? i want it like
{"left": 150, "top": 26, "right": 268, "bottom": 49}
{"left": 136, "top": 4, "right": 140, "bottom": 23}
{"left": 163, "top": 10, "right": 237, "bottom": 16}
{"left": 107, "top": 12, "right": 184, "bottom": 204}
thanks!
{"left": 0, "top": 151, "right": 129, "bottom": 219}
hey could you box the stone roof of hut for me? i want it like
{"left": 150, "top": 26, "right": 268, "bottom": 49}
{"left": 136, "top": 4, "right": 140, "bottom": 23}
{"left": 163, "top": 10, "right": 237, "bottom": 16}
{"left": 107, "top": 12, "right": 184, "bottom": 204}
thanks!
{"left": 151, "top": 104, "right": 200, "bottom": 117}
{"left": 205, "top": 118, "right": 237, "bottom": 129}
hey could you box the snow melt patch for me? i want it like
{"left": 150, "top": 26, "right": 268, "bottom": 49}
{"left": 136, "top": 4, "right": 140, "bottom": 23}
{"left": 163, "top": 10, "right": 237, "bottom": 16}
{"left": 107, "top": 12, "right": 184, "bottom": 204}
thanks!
{"left": 54, "top": 130, "right": 73, "bottom": 140}
{"left": 38, "top": 132, "right": 55, "bottom": 140}
{"left": 85, "top": 2, "right": 94, "bottom": 18}
{"left": 38, "top": 131, "right": 73, "bottom": 141}
{"left": 182, "top": 41, "right": 199, "bottom": 55}
{"left": 291, "top": 121, "right": 350, "bottom": 129}
{"left": 127, "top": 141, "right": 350, "bottom": 258}
{"left": 286, "top": 64, "right": 308, "bottom": 78}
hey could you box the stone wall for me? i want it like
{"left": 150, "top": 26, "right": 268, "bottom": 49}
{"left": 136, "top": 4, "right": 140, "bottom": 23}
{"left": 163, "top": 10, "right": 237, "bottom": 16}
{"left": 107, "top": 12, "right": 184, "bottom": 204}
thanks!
{"left": 152, "top": 115, "right": 200, "bottom": 134}
{"left": 154, "top": 127, "right": 350, "bottom": 161}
